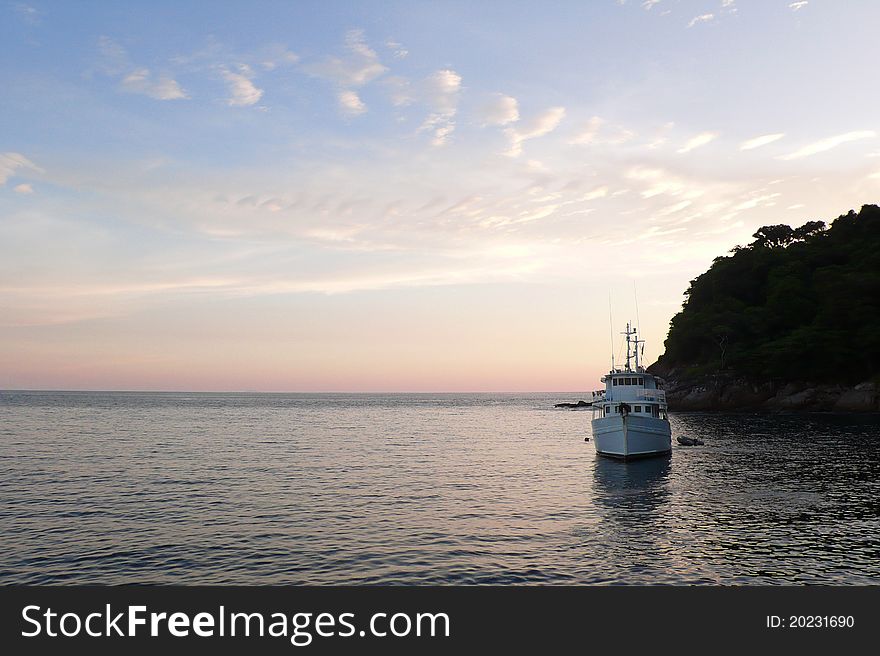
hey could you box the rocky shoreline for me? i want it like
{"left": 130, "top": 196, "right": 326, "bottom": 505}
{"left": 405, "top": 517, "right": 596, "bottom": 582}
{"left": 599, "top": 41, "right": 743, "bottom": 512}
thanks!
{"left": 658, "top": 376, "right": 879, "bottom": 412}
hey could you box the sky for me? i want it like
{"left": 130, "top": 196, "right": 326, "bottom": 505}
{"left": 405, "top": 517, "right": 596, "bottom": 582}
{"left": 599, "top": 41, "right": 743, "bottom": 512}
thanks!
{"left": 2, "top": 0, "right": 880, "bottom": 392}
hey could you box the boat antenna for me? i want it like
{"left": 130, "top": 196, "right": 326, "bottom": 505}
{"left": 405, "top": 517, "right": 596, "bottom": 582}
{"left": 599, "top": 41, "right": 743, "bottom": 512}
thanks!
{"left": 608, "top": 293, "right": 615, "bottom": 371}
{"left": 633, "top": 281, "right": 644, "bottom": 365}
{"left": 633, "top": 281, "right": 641, "bottom": 336}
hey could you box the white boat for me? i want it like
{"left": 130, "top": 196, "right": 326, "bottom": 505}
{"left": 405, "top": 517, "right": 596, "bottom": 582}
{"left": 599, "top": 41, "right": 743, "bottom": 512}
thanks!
{"left": 589, "top": 322, "right": 671, "bottom": 459}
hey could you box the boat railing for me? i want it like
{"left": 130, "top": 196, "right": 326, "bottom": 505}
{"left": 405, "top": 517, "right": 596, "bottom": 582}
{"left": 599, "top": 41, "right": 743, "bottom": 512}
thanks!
{"left": 636, "top": 389, "right": 666, "bottom": 403}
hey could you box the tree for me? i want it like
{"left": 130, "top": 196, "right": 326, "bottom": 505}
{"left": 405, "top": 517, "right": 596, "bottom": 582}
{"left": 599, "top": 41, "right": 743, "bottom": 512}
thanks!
{"left": 649, "top": 205, "right": 880, "bottom": 385}
{"left": 792, "top": 220, "right": 826, "bottom": 241}
{"left": 751, "top": 224, "right": 795, "bottom": 248}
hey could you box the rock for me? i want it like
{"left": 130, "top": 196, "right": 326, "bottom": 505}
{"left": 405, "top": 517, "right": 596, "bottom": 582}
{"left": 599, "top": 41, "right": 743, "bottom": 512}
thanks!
{"left": 834, "top": 385, "right": 879, "bottom": 412}
{"left": 554, "top": 400, "right": 591, "bottom": 408}
{"left": 661, "top": 374, "right": 880, "bottom": 412}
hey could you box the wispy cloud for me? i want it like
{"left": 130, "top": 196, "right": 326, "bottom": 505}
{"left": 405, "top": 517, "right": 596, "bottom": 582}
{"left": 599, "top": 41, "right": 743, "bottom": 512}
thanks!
{"left": 641, "top": 0, "right": 662, "bottom": 10}
{"left": 221, "top": 65, "right": 263, "bottom": 106}
{"left": 419, "top": 69, "right": 462, "bottom": 145}
{"left": 338, "top": 89, "right": 367, "bottom": 116}
{"left": 305, "top": 29, "right": 387, "bottom": 117}
{"left": 478, "top": 93, "right": 520, "bottom": 127}
{"left": 13, "top": 183, "right": 34, "bottom": 194}
{"left": 505, "top": 107, "right": 566, "bottom": 157}
{"left": 306, "top": 29, "right": 387, "bottom": 87}
{"left": 581, "top": 185, "right": 609, "bottom": 201}
{"left": 383, "top": 76, "right": 414, "bottom": 107}
{"left": 788, "top": 1, "right": 809, "bottom": 11}
{"left": 13, "top": 3, "right": 42, "bottom": 25}
{"left": 570, "top": 116, "right": 635, "bottom": 146}
{"left": 777, "top": 130, "right": 877, "bottom": 160}
{"left": 687, "top": 14, "right": 714, "bottom": 28}
{"left": 570, "top": 116, "right": 604, "bottom": 145}
{"left": 121, "top": 68, "right": 188, "bottom": 100}
{"left": 96, "top": 37, "right": 189, "bottom": 101}
{"left": 257, "top": 44, "right": 299, "bottom": 71}
{"left": 646, "top": 122, "right": 675, "bottom": 149}
{"left": 385, "top": 39, "right": 409, "bottom": 59}
{"left": 739, "top": 133, "right": 785, "bottom": 151}
{"left": 0, "top": 152, "right": 42, "bottom": 185}
{"left": 677, "top": 131, "right": 718, "bottom": 154}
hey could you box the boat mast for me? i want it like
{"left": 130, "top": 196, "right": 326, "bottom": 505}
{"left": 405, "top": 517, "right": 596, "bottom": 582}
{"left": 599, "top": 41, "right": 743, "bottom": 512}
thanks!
{"left": 621, "top": 322, "right": 645, "bottom": 373}
{"left": 622, "top": 322, "right": 633, "bottom": 372}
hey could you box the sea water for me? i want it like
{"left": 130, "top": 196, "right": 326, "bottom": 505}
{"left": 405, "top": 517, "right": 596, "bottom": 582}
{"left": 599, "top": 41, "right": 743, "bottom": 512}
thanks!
{"left": 1, "top": 391, "right": 878, "bottom": 584}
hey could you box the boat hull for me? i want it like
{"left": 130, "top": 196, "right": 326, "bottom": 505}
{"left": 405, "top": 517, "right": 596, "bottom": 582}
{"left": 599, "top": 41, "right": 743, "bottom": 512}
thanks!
{"left": 591, "top": 414, "right": 671, "bottom": 460}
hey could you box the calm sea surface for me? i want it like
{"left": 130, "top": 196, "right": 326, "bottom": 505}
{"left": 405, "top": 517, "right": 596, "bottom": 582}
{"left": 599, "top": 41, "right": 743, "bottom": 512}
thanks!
{"left": 1, "top": 391, "right": 878, "bottom": 585}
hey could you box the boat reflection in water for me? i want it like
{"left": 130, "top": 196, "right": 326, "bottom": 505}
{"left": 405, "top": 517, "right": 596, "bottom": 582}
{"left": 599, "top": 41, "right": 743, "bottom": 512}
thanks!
{"left": 592, "top": 454, "right": 672, "bottom": 513}
{"left": 584, "top": 454, "right": 679, "bottom": 582}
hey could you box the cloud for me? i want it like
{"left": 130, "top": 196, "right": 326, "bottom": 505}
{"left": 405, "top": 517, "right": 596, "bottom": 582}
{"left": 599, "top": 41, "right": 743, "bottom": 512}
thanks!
{"left": 1, "top": 152, "right": 42, "bottom": 185}
{"left": 739, "top": 133, "right": 785, "bottom": 151}
{"left": 570, "top": 116, "right": 604, "bottom": 145}
{"left": 305, "top": 29, "right": 387, "bottom": 118}
{"left": 385, "top": 40, "right": 409, "bottom": 59}
{"left": 96, "top": 37, "right": 188, "bottom": 101}
{"left": 687, "top": 14, "right": 714, "bottom": 28}
{"left": 13, "top": 183, "right": 34, "bottom": 194}
{"left": 425, "top": 69, "right": 462, "bottom": 114}
{"left": 338, "top": 90, "right": 367, "bottom": 116}
{"left": 570, "top": 116, "right": 636, "bottom": 146}
{"left": 479, "top": 93, "right": 520, "bottom": 127}
{"left": 221, "top": 65, "right": 263, "bottom": 106}
{"left": 646, "top": 122, "right": 675, "bottom": 149}
{"left": 505, "top": 107, "right": 566, "bottom": 157}
{"left": 581, "top": 185, "right": 609, "bottom": 201}
{"left": 777, "top": 130, "right": 877, "bottom": 160}
{"left": 676, "top": 131, "right": 718, "bottom": 154}
{"left": 305, "top": 29, "right": 387, "bottom": 88}
{"left": 641, "top": 1, "right": 662, "bottom": 9}
{"left": 13, "top": 3, "right": 41, "bottom": 25}
{"left": 788, "top": 1, "right": 808, "bottom": 11}
{"left": 121, "top": 68, "right": 188, "bottom": 100}
{"left": 257, "top": 45, "right": 299, "bottom": 70}
{"left": 96, "top": 36, "right": 134, "bottom": 76}
{"left": 383, "top": 76, "right": 414, "bottom": 107}
{"left": 419, "top": 69, "right": 463, "bottom": 146}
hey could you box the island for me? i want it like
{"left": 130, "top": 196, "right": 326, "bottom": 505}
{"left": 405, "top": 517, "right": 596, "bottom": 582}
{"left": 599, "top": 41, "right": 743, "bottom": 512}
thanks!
{"left": 648, "top": 204, "right": 880, "bottom": 412}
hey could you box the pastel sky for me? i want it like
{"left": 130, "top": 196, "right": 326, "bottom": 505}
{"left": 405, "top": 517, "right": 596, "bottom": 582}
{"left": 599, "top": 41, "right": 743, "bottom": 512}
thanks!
{"left": 2, "top": 1, "right": 879, "bottom": 391}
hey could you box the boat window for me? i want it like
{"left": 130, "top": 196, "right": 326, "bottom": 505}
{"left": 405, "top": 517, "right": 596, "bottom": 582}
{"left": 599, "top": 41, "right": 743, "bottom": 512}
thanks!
{"left": 612, "top": 378, "right": 618, "bottom": 386}
{"left": 636, "top": 376, "right": 643, "bottom": 386}
{"left": 634, "top": 405, "right": 641, "bottom": 413}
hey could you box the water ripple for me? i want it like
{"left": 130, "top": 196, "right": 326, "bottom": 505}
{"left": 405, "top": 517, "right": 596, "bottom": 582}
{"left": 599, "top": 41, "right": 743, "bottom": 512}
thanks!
{"left": 1, "top": 391, "right": 878, "bottom": 584}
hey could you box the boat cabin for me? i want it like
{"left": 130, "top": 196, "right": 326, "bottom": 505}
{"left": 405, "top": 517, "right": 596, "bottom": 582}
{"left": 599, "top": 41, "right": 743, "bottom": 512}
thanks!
{"left": 589, "top": 323, "right": 668, "bottom": 420}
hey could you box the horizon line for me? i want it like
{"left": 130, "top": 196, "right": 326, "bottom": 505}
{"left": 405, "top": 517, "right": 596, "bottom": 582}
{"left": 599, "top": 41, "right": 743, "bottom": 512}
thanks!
{"left": 1, "top": 388, "right": 594, "bottom": 395}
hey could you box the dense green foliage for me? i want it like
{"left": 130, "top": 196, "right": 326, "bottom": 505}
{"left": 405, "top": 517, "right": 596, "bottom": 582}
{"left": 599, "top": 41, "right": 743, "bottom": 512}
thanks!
{"left": 652, "top": 204, "right": 880, "bottom": 384}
